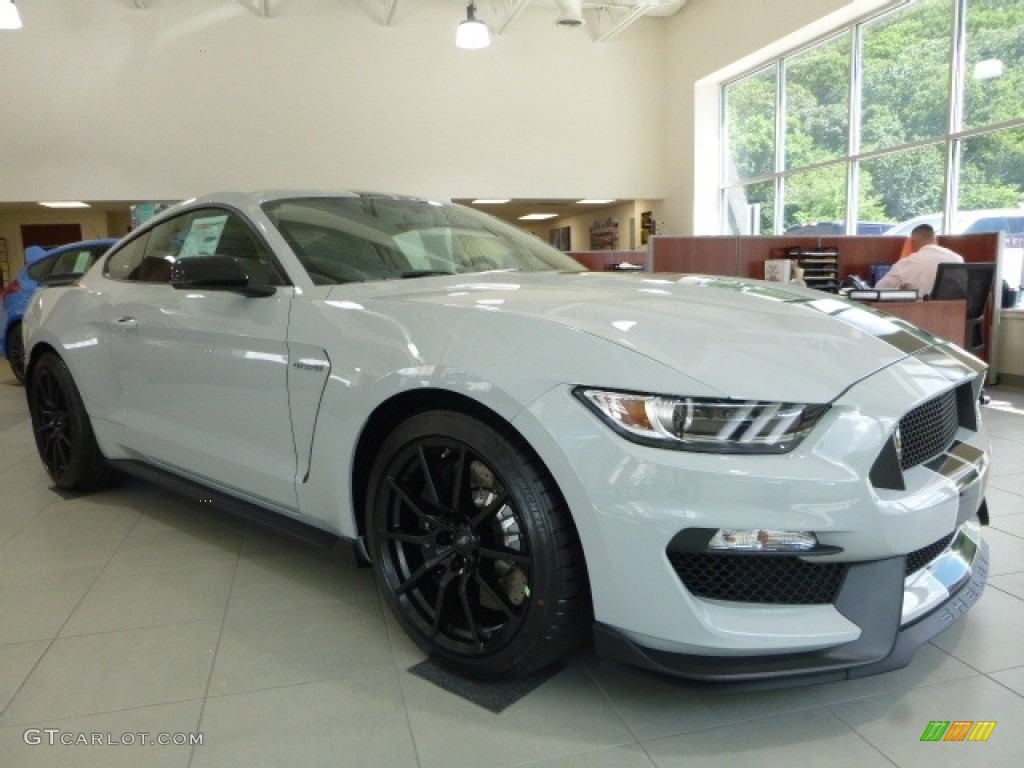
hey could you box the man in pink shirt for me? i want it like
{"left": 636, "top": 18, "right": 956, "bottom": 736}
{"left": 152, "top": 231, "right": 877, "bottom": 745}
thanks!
{"left": 875, "top": 224, "right": 964, "bottom": 296}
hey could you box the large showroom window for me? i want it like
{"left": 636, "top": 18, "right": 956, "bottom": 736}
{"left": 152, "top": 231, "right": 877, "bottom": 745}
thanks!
{"left": 722, "top": 0, "right": 1024, "bottom": 239}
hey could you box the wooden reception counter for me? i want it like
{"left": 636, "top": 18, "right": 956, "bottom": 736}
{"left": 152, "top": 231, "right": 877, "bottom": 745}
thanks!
{"left": 864, "top": 299, "right": 966, "bottom": 348}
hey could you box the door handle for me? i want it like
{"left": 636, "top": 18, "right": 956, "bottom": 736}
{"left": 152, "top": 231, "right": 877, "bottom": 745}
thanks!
{"left": 115, "top": 316, "right": 138, "bottom": 330}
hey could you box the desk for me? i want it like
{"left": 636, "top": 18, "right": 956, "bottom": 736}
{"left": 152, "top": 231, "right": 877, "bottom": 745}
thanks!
{"left": 571, "top": 250, "right": 647, "bottom": 271}
{"left": 865, "top": 299, "right": 967, "bottom": 348}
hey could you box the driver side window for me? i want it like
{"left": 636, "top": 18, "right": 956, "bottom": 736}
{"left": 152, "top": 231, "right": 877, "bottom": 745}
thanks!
{"left": 105, "top": 208, "right": 283, "bottom": 285}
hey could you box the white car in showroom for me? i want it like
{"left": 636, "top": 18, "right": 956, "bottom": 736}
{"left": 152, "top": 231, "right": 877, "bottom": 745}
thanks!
{"left": 22, "top": 191, "right": 990, "bottom": 684}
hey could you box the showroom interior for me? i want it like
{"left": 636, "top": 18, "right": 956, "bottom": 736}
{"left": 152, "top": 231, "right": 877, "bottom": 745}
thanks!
{"left": 1, "top": 0, "right": 1024, "bottom": 766}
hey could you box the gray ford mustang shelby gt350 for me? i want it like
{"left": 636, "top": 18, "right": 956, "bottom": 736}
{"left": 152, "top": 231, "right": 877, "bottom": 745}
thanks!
{"left": 22, "top": 191, "right": 989, "bottom": 684}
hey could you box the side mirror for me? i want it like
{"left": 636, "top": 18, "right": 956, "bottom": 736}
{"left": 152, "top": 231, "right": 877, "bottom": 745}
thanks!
{"left": 171, "top": 255, "right": 275, "bottom": 297}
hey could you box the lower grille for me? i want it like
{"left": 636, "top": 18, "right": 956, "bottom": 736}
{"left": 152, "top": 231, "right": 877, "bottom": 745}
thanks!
{"left": 899, "top": 389, "right": 959, "bottom": 470}
{"left": 905, "top": 532, "right": 956, "bottom": 576}
{"left": 667, "top": 552, "right": 847, "bottom": 605}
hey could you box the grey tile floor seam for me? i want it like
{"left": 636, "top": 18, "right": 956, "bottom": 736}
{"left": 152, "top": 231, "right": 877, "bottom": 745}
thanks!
{"left": 823, "top": 675, "right": 1024, "bottom": 768}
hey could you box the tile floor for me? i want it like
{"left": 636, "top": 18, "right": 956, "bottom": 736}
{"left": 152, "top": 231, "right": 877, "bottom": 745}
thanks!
{"left": 1, "top": 367, "right": 1023, "bottom": 767}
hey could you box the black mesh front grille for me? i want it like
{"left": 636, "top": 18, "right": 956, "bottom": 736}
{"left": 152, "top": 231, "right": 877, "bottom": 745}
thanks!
{"left": 899, "top": 390, "right": 959, "bottom": 470}
{"left": 667, "top": 552, "right": 847, "bottom": 605}
{"left": 905, "top": 532, "right": 956, "bottom": 576}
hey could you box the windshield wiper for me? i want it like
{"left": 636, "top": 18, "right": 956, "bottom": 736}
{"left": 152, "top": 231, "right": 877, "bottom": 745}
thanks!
{"left": 396, "top": 270, "right": 457, "bottom": 279}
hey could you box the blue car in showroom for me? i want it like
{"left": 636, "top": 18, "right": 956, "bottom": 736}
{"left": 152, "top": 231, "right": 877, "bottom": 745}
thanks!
{"left": 2, "top": 238, "right": 116, "bottom": 382}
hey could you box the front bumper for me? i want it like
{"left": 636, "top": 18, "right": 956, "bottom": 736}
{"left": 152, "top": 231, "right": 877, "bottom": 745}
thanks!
{"left": 514, "top": 341, "right": 990, "bottom": 685}
{"left": 593, "top": 520, "right": 988, "bottom": 686}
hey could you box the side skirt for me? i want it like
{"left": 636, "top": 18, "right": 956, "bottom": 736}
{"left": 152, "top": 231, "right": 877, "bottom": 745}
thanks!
{"left": 110, "top": 459, "right": 344, "bottom": 554}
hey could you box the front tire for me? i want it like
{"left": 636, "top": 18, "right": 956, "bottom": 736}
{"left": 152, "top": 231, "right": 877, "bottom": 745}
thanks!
{"left": 27, "top": 353, "right": 114, "bottom": 491}
{"left": 366, "top": 410, "right": 589, "bottom": 678}
{"left": 6, "top": 323, "right": 26, "bottom": 384}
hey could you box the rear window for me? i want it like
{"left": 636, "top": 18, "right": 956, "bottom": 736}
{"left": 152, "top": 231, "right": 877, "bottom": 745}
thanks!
{"left": 26, "top": 256, "right": 56, "bottom": 281}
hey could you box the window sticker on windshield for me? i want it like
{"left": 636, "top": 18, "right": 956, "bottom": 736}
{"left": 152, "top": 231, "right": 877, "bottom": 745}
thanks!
{"left": 179, "top": 214, "right": 228, "bottom": 260}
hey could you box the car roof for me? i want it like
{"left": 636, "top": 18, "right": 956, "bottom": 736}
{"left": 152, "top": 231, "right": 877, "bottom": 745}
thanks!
{"left": 957, "top": 208, "right": 1024, "bottom": 231}
{"left": 139, "top": 190, "right": 440, "bottom": 231}
{"left": 883, "top": 214, "right": 943, "bottom": 236}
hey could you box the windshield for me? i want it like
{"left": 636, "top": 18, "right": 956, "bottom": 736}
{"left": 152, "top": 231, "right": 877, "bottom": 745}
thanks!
{"left": 262, "top": 196, "right": 584, "bottom": 285}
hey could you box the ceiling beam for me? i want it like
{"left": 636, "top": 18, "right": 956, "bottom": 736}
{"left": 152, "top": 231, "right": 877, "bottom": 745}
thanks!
{"left": 238, "top": 0, "right": 272, "bottom": 17}
{"left": 382, "top": 0, "right": 400, "bottom": 26}
{"left": 494, "top": 0, "right": 532, "bottom": 35}
{"left": 592, "top": 3, "right": 649, "bottom": 43}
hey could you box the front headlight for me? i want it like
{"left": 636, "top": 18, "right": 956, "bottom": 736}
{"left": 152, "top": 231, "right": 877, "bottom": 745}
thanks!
{"left": 574, "top": 388, "right": 828, "bottom": 454}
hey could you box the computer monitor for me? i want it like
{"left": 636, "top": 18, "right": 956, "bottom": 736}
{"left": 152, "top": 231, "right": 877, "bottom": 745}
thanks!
{"left": 869, "top": 263, "right": 891, "bottom": 286}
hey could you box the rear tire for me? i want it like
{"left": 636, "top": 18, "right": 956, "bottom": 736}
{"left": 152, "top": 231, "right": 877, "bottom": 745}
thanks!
{"left": 6, "top": 323, "right": 26, "bottom": 384}
{"left": 27, "top": 353, "right": 115, "bottom": 491}
{"left": 366, "top": 410, "right": 590, "bottom": 678}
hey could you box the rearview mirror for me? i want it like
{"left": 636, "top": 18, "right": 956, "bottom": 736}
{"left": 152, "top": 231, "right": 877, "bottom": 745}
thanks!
{"left": 170, "top": 255, "right": 275, "bottom": 297}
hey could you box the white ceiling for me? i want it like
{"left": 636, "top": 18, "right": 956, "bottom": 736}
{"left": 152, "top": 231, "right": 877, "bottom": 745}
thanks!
{"left": 223, "top": 1, "right": 688, "bottom": 41}
{"left": 131, "top": 1, "right": 688, "bottom": 42}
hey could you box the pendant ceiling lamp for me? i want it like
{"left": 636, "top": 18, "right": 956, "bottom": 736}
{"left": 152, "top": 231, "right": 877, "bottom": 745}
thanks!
{"left": 456, "top": 2, "right": 490, "bottom": 50}
{"left": 0, "top": 0, "right": 23, "bottom": 30}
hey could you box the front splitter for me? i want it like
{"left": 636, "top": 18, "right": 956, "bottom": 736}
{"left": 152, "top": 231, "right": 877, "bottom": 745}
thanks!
{"left": 593, "top": 536, "right": 989, "bottom": 690}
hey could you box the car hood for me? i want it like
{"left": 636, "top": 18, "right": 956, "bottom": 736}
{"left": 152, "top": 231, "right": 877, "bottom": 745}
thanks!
{"left": 344, "top": 272, "right": 950, "bottom": 403}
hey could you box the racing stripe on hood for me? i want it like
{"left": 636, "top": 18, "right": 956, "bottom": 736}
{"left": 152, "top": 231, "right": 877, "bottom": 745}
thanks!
{"left": 792, "top": 296, "right": 986, "bottom": 376}
{"left": 792, "top": 296, "right": 933, "bottom": 355}
{"left": 688, "top": 277, "right": 985, "bottom": 374}
{"left": 682, "top": 277, "right": 932, "bottom": 355}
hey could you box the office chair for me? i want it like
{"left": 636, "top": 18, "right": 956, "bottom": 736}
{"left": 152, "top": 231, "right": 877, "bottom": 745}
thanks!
{"left": 931, "top": 262, "right": 996, "bottom": 357}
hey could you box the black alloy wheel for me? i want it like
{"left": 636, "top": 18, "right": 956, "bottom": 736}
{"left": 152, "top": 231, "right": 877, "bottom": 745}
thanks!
{"left": 27, "top": 353, "right": 113, "bottom": 491}
{"left": 367, "top": 410, "right": 589, "bottom": 678}
{"left": 6, "top": 324, "right": 26, "bottom": 384}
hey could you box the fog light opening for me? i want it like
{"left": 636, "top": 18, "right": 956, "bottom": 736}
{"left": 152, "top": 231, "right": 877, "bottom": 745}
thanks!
{"left": 709, "top": 529, "right": 818, "bottom": 552}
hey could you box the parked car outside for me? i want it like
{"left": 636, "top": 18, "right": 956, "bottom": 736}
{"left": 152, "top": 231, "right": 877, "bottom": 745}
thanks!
{"left": 784, "top": 221, "right": 892, "bottom": 236}
{"left": 884, "top": 208, "right": 1024, "bottom": 292}
{"left": 22, "top": 192, "right": 990, "bottom": 684}
{"left": 1, "top": 238, "right": 116, "bottom": 382}
{"left": 958, "top": 208, "right": 1024, "bottom": 238}
{"left": 882, "top": 213, "right": 944, "bottom": 237}
{"left": 885, "top": 208, "right": 1024, "bottom": 237}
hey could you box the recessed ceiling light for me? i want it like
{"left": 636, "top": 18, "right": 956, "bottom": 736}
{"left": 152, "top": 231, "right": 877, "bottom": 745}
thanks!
{"left": 39, "top": 201, "right": 90, "bottom": 208}
{"left": 472, "top": 199, "right": 511, "bottom": 204}
{"left": 576, "top": 199, "right": 615, "bottom": 204}
{"left": 519, "top": 213, "right": 559, "bottom": 221}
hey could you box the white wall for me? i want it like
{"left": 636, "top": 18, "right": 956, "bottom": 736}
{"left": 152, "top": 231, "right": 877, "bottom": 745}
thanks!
{"left": 0, "top": 0, "right": 668, "bottom": 204}
{"left": 998, "top": 310, "right": 1024, "bottom": 384}
{"left": 1, "top": 0, "right": 906, "bottom": 238}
